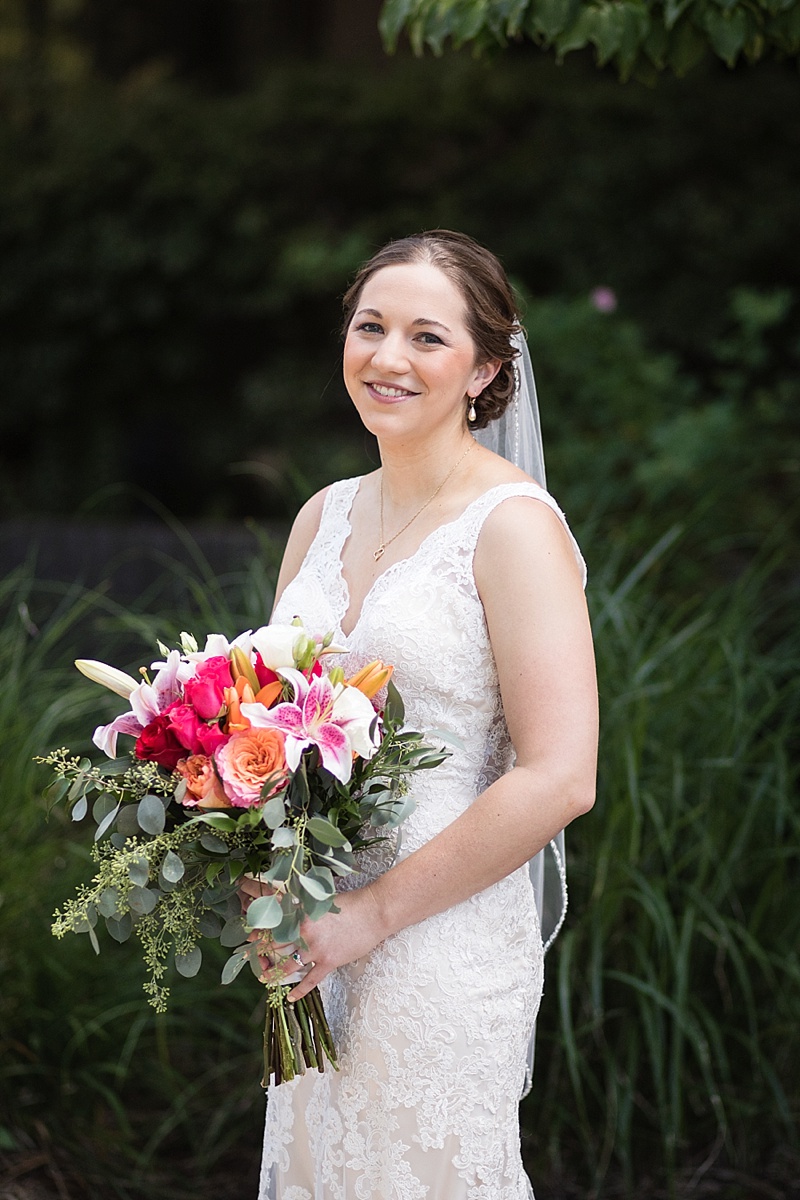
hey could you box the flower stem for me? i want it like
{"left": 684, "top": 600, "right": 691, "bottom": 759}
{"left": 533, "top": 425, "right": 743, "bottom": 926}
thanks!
{"left": 261, "top": 984, "right": 338, "bottom": 1086}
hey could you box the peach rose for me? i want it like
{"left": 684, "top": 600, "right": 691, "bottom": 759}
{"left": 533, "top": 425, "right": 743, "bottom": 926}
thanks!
{"left": 214, "top": 727, "right": 288, "bottom": 809}
{"left": 175, "top": 754, "right": 229, "bottom": 808}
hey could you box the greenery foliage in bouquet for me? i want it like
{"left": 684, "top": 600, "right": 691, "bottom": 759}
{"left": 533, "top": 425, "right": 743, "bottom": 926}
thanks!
{"left": 45, "top": 621, "right": 448, "bottom": 1085}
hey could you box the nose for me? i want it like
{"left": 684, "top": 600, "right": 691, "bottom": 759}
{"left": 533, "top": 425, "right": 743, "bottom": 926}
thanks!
{"left": 369, "top": 331, "right": 410, "bottom": 376}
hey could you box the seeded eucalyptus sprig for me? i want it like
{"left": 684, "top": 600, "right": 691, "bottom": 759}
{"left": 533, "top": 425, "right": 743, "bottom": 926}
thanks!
{"left": 46, "top": 663, "right": 450, "bottom": 1085}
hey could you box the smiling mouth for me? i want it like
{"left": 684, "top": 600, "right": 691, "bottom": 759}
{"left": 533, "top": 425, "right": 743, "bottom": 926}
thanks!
{"left": 368, "top": 382, "right": 418, "bottom": 399}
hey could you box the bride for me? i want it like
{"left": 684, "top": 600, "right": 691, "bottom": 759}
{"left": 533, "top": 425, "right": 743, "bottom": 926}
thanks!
{"left": 252, "top": 230, "right": 598, "bottom": 1199}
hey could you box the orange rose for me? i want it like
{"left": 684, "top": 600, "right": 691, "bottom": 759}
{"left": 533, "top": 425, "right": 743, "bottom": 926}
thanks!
{"left": 214, "top": 727, "right": 288, "bottom": 809}
{"left": 175, "top": 754, "right": 229, "bottom": 808}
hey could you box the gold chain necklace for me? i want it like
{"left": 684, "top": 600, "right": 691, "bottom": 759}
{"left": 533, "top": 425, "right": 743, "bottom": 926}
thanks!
{"left": 374, "top": 440, "right": 475, "bottom": 562}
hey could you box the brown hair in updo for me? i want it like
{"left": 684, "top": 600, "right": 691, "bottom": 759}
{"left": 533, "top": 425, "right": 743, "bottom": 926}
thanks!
{"left": 341, "top": 230, "right": 521, "bottom": 430}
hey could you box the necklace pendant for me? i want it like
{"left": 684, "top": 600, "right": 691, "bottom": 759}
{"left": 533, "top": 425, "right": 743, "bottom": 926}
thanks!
{"left": 373, "top": 545, "right": 385, "bottom": 561}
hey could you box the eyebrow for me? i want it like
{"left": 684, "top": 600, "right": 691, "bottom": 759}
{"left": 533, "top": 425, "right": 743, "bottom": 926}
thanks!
{"left": 354, "top": 308, "right": 453, "bottom": 334}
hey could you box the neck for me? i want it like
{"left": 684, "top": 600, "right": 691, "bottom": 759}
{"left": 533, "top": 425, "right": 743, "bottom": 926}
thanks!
{"left": 377, "top": 427, "right": 475, "bottom": 507}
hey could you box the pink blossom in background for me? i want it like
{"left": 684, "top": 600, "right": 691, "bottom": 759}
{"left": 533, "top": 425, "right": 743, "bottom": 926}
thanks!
{"left": 590, "top": 286, "right": 618, "bottom": 313}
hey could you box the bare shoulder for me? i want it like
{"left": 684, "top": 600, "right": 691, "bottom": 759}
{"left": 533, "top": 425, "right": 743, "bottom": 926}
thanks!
{"left": 272, "top": 484, "right": 332, "bottom": 610}
{"left": 290, "top": 486, "right": 331, "bottom": 544}
{"left": 475, "top": 492, "right": 582, "bottom": 580}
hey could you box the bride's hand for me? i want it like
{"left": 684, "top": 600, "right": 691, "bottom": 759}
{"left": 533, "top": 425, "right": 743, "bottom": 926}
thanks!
{"left": 286, "top": 886, "right": 386, "bottom": 1003}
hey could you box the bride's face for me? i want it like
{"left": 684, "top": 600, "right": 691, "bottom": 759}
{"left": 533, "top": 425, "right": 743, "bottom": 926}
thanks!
{"left": 343, "top": 262, "right": 497, "bottom": 441}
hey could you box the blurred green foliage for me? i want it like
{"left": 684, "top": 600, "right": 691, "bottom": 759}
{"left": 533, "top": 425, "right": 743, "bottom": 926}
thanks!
{"left": 1, "top": 53, "right": 798, "bottom": 540}
{"left": 381, "top": 0, "right": 800, "bottom": 79}
{"left": 1, "top": 527, "right": 798, "bottom": 1196}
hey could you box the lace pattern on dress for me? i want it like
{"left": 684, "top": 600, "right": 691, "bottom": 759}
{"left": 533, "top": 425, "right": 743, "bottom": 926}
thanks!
{"left": 260, "top": 476, "right": 585, "bottom": 1200}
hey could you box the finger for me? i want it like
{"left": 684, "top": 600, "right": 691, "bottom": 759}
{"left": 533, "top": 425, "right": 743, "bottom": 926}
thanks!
{"left": 287, "top": 962, "right": 323, "bottom": 1003}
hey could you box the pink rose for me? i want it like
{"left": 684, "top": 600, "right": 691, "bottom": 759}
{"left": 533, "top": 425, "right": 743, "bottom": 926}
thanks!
{"left": 214, "top": 728, "right": 288, "bottom": 808}
{"left": 165, "top": 702, "right": 228, "bottom": 757}
{"left": 183, "top": 656, "right": 233, "bottom": 720}
{"left": 165, "top": 702, "right": 205, "bottom": 754}
{"left": 195, "top": 720, "right": 229, "bottom": 756}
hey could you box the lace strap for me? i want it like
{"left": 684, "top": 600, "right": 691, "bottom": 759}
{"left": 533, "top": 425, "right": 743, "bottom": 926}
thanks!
{"left": 301, "top": 477, "right": 360, "bottom": 565}
{"left": 460, "top": 483, "right": 587, "bottom": 588}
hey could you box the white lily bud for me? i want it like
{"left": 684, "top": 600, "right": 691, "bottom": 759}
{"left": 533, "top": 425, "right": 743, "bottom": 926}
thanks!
{"left": 156, "top": 639, "right": 172, "bottom": 658}
{"left": 75, "top": 659, "right": 139, "bottom": 699}
{"left": 179, "top": 631, "right": 199, "bottom": 653}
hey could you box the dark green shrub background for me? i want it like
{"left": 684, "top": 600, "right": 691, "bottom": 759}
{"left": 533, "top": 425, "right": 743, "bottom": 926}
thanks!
{"left": 2, "top": 36, "right": 799, "bottom": 1200}
{"left": 2, "top": 52, "right": 798, "bottom": 543}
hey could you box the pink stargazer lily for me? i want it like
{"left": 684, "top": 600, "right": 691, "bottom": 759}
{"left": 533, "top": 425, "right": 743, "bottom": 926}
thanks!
{"left": 240, "top": 668, "right": 379, "bottom": 784}
{"left": 92, "top": 650, "right": 186, "bottom": 758}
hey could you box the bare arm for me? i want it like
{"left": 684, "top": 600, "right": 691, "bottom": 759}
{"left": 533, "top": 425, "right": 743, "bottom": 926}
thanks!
{"left": 289, "top": 496, "right": 598, "bottom": 1000}
{"left": 270, "top": 486, "right": 330, "bottom": 616}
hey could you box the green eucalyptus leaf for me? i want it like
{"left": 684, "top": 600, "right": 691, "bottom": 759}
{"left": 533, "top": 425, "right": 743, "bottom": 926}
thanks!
{"left": 306, "top": 816, "right": 351, "bottom": 848}
{"left": 127, "top": 885, "right": 158, "bottom": 915}
{"left": 87, "top": 924, "right": 101, "bottom": 955}
{"left": 246, "top": 894, "right": 282, "bottom": 930}
{"left": 137, "top": 794, "right": 165, "bottom": 835}
{"left": 92, "top": 792, "right": 117, "bottom": 824}
{"left": 297, "top": 872, "right": 334, "bottom": 902}
{"left": 128, "top": 856, "right": 149, "bottom": 886}
{"left": 200, "top": 832, "right": 229, "bottom": 854}
{"left": 272, "top": 892, "right": 301, "bottom": 944}
{"left": 45, "top": 777, "right": 70, "bottom": 804}
{"left": 106, "top": 913, "right": 133, "bottom": 943}
{"left": 68, "top": 774, "right": 88, "bottom": 804}
{"left": 102, "top": 757, "right": 133, "bottom": 775}
{"left": 175, "top": 946, "right": 202, "bottom": 978}
{"left": 195, "top": 813, "right": 238, "bottom": 831}
{"left": 271, "top": 827, "right": 296, "bottom": 849}
{"left": 94, "top": 803, "right": 120, "bottom": 842}
{"left": 116, "top": 804, "right": 141, "bottom": 837}
{"left": 299, "top": 893, "right": 336, "bottom": 921}
{"left": 97, "top": 887, "right": 120, "bottom": 918}
{"left": 261, "top": 793, "right": 287, "bottom": 829}
{"left": 263, "top": 855, "right": 293, "bottom": 884}
{"left": 198, "top": 911, "right": 223, "bottom": 938}
{"left": 221, "top": 949, "right": 249, "bottom": 985}
{"left": 161, "top": 849, "right": 185, "bottom": 883}
{"left": 220, "top": 916, "right": 249, "bottom": 947}
{"left": 71, "top": 795, "right": 88, "bottom": 822}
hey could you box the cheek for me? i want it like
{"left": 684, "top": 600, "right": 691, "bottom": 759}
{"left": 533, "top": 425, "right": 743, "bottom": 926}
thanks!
{"left": 342, "top": 339, "right": 362, "bottom": 386}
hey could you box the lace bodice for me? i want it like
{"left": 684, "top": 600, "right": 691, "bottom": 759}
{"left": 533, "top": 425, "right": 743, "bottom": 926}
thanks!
{"left": 261, "top": 476, "right": 585, "bottom": 1200}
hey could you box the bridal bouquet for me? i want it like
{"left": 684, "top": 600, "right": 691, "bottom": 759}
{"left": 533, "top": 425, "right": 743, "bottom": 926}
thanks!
{"left": 45, "top": 620, "right": 447, "bottom": 1085}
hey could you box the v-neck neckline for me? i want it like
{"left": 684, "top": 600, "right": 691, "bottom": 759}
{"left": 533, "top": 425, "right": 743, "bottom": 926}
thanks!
{"left": 334, "top": 477, "right": 542, "bottom": 640}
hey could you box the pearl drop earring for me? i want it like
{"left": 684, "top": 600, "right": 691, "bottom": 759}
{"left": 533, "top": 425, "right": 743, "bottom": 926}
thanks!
{"left": 467, "top": 396, "right": 477, "bottom": 423}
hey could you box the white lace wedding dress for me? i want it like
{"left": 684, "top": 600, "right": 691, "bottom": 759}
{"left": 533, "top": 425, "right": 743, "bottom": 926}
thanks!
{"left": 260, "top": 476, "right": 586, "bottom": 1200}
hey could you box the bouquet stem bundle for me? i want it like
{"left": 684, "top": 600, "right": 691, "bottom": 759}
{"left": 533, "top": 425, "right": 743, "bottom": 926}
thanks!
{"left": 263, "top": 985, "right": 337, "bottom": 1085}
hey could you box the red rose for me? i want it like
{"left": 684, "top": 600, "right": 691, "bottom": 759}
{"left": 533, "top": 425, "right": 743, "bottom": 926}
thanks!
{"left": 135, "top": 713, "right": 186, "bottom": 770}
{"left": 253, "top": 653, "right": 280, "bottom": 690}
{"left": 183, "top": 656, "right": 233, "bottom": 720}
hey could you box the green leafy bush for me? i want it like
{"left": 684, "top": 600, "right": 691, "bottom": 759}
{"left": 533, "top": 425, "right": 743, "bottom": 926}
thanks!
{"left": 1, "top": 517, "right": 798, "bottom": 1196}
{"left": 1, "top": 54, "right": 798, "bottom": 531}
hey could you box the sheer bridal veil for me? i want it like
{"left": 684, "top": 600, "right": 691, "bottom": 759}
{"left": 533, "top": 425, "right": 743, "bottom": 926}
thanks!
{"left": 474, "top": 328, "right": 569, "bottom": 1095}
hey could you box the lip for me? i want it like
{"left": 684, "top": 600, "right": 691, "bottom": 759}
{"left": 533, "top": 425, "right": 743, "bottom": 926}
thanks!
{"left": 365, "top": 381, "right": 420, "bottom": 403}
